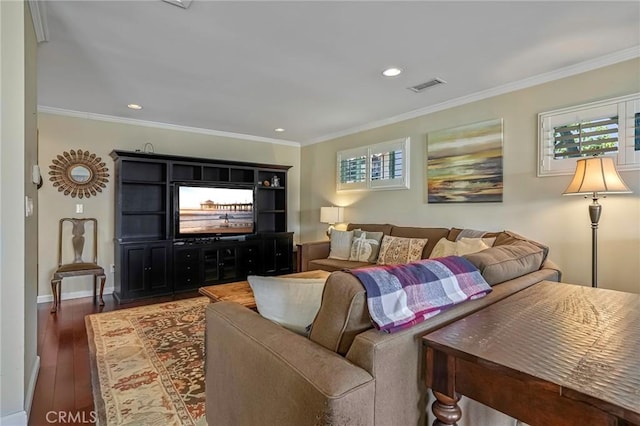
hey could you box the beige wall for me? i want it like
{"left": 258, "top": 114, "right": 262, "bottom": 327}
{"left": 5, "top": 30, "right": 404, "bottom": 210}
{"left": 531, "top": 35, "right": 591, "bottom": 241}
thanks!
{"left": 1, "top": 0, "right": 39, "bottom": 423}
{"left": 301, "top": 59, "right": 640, "bottom": 294}
{"left": 37, "top": 113, "right": 301, "bottom": 301}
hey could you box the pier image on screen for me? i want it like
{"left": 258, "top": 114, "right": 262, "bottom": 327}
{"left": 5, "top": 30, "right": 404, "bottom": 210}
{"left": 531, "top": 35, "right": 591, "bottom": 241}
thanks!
{"left": 178, "top": 186, "right": 254, "bottom": 235}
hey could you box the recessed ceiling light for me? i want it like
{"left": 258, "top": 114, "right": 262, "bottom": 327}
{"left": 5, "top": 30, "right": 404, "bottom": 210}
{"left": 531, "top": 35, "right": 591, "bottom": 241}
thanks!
{"left": 274, "top": 128, "right": 285, "bottom": 132}
{"left": 127, "top": 104, "right": 143, "bottom": 110}
{"left": 382, "top": 67, "right": 403, "bottom": 77}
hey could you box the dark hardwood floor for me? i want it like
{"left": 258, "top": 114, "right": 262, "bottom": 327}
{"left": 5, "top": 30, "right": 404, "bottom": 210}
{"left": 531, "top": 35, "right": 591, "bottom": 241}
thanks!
{"left": 29, "top": 291, "right": 200, "bottom": 426}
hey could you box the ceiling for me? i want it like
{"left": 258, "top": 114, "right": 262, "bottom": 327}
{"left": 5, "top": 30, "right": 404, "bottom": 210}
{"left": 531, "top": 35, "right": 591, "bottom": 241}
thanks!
{"left": 37, "top": 1, "right": 640, "bottom": 145}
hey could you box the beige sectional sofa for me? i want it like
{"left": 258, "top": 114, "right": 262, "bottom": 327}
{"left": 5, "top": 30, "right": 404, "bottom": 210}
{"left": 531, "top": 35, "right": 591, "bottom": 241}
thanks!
{"left": 205, "top": 224, "right": 561, "bottom": 425}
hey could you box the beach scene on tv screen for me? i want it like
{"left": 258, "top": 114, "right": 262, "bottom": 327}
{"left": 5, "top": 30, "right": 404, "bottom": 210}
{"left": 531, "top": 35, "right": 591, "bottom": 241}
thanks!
{"left": 179, "top": 186, "right": 254, "bottom": 235}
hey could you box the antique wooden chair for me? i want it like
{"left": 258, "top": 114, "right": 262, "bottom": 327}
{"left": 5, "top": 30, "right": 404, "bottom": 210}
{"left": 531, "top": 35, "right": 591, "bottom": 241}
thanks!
{"left": 50, "top": 218, "right": 106, "bottom": 313}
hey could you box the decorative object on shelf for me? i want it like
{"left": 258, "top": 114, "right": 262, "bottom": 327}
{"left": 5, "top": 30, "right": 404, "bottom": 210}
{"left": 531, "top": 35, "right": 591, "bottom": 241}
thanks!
{"left": 263, "top": 180, "right": 271, "bottom": 187}
{"left": 48, "top": 149, "right": 110, "bottom": 198}
{"left": 427, "top": 118, "right": 503, "bottom": 203}
{"left": 563, "top": 155, "right": 631, "bottom": 288}
{"left": 271, "top": 175, "right": 280, "bottom": 187}
{"left": 320, "top": 206, "right": 344, "bottom": 237}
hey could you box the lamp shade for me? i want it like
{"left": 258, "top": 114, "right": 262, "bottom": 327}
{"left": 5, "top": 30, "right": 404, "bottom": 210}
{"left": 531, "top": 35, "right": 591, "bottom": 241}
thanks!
{"left": 563, "top": 157, "right": 631, "bottom": 196}
{"left": 320, "top": 206, "right": 344, "bottom": 224}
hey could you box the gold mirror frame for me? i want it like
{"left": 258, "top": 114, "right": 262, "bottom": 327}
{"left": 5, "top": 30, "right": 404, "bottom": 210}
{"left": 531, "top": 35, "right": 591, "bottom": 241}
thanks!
{"left": 49, "top": 150, "right": 110, "bottom": 198}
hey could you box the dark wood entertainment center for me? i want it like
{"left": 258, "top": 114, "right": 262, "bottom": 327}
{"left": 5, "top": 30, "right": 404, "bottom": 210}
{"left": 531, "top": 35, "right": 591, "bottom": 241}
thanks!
{"left": 110, "top": 150, "right": 293, "bottom": 303}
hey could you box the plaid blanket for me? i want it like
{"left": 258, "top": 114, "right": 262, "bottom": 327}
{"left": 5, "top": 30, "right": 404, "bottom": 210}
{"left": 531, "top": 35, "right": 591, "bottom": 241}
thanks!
{"left": 349, "top": 256, "right": 492, "bottom": 333}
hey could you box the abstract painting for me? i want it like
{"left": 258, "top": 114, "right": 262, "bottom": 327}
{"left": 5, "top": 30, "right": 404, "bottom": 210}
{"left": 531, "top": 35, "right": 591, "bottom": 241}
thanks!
{"left": 427, "top": 119, "right": 503, "bottom": 203}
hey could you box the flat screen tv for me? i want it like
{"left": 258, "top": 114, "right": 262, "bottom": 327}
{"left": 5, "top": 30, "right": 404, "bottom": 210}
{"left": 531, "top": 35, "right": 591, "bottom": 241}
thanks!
{"left": 174, "top": 183, "right": 255, "bottom": 239}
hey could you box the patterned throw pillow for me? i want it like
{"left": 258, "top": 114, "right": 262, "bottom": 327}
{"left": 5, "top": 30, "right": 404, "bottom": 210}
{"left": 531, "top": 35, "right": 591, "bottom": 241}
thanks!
{"left": 376, "top": 235, "right": 428, "bottom": 265}
{"left": 349, "top": 230, "right": 384, "bottom": 263}
{"left": 328, "top": 229, "right": 354, "bottom": 260}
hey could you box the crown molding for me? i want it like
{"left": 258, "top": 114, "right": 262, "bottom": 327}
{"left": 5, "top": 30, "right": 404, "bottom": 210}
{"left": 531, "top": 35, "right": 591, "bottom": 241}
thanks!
{"left": 37, "top": 106, "right": 301, "bottom": 147}
{"left": 28, "top": 0, "right": 49, "bottom": 43}
{"left": 304, "top": 46, "right": 640, "bottom": 146}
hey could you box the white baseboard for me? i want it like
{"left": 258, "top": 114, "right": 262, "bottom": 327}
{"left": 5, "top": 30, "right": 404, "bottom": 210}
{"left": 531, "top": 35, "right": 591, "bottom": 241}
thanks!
{"left": 25, "top": 356, "right": 40, "bottom": 420}
{"left": 1, "top": 410, "right": 27, "bottom": 426}
{"left": 0, "top": 356, "right": 40, "bottom": 426}
{"left": 37, "top": 287, "right": 114, "bottom": 304}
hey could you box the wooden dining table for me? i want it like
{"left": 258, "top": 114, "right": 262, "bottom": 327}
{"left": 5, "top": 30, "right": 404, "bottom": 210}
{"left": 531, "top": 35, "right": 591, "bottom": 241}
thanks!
{"left": 423, "top": 281, "right": 640, "bottom": 426}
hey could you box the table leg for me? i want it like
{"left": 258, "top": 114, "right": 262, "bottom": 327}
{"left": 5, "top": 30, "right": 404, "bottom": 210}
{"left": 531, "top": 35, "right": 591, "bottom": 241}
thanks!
{"left": 431, "top": 390, "right": 461, "bottom": 426}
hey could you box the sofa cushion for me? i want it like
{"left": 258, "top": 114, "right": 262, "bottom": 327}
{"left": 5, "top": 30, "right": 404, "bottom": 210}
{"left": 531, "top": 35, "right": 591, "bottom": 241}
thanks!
{"left": 309, "top": 258, "right": 373, "bottom": 272}
{"left": 309, "top": 271, "right": 373, "bottom": 355}
{"left": 447, "top": 227, "right": 502, "bottom": 242}
{"left": 376, "top": 235, "right": 428, "bottom": 265}
{"left": 328, "top": 229, "right": 354, "bottom": 260}
{"left": 349, "top": 230, "right": 384, "bottom": 263}
{"left": 390, "top": 226, "right": 449, "bottom": 258}
{"left": 248, "top": 275, "right": 328, "bottom": 335}
{"left": 463, "top": 240, "right": 547, "bottom": 285}
{"left": 347, "top": 223, "right": 393, "bottom": 235}
{"left": 429, "top": 237, "right": 491, "bottom": 259}
{"left": 494, "top": 230, "right": 550, "bottom": 262}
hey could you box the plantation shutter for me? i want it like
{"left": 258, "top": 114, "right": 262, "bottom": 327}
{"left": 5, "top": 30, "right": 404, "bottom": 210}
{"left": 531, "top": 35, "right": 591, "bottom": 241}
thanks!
{"left": 337, "top": 147, "right": 368, "bottom": 191}
{"left": 635, "top": 112, "right": 640, "bottom": 151}
{"left": 369, "top": 139, "right": 408, "bottom": 189}
{"left": 553, "top": 116, "right": 619, "bottom": 159}
{"left": 539, "top": 93, "right": 640, "bottom": 176}
{"left": 337, "top": 138, "right": 410, "bottom": 191}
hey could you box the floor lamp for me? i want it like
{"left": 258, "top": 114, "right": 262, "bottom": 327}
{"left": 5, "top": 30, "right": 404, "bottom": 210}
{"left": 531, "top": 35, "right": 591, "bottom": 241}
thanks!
{"left": 563, "top": 156, "right": 631, "bottom": 287}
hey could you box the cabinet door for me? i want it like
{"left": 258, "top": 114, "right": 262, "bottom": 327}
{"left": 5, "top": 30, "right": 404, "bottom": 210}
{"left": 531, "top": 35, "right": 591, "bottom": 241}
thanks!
{"left": 120, "top": 242, "right": 172, "bottom": 300}
{"left": 274, "top": 236, "right": 293, "bottom": 274}
{"left": 148, "top": 244, "right": 171, "bottom": 291}
{"left": 123, "top": 244, "right": 146, "bottom": 295}
{"left": 202, "top": 249, "right": 220, "bottom": 284}
{"left": 261, "top": 234, "right": 293, "bottom": 275}
{"left": 219, "top": 247, "right": 239, "bottom": 281}
{"left": 203, "top": 246, "right": 239, "bottom": 284}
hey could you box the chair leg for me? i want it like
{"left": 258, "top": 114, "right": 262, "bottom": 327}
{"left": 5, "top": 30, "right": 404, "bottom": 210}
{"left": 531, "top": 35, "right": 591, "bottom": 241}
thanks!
{"left": 98, "top": 274, "right": 106, "bottom": 306}
{"left": 51, "top": 279, "right": 60, "bottom": 313}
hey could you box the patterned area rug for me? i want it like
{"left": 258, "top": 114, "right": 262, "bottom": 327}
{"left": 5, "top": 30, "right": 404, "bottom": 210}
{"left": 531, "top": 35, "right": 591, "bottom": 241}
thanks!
{"left": 86, "top": 297, "right": 209, "bottom": 426}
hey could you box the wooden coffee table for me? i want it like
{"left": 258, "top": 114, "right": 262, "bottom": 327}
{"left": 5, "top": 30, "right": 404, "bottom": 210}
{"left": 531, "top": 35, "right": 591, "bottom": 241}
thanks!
{"left": 423, "top": 281, "right": 640, "bottom": 426}
{"left": 199, "top": 270, "right": 331, "bottom": 310}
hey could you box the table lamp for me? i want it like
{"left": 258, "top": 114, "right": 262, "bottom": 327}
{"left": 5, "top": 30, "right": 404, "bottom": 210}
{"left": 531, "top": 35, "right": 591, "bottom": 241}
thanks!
{"left": 563, "top": 156, "right": 631, "bottom": 287}
{"left": 320, "top": 206, "right": 344, "bottom": 237}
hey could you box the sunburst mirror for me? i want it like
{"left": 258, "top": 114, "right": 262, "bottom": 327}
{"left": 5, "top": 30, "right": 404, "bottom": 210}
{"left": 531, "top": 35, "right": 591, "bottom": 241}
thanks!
{"left": 49, "top": 150, "right": 110, "bottom": 198}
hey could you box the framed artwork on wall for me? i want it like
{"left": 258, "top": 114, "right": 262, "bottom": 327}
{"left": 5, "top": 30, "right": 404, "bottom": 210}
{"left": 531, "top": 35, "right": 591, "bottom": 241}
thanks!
{"left": 426, "top": 118, "right": 503, "bottom": 203}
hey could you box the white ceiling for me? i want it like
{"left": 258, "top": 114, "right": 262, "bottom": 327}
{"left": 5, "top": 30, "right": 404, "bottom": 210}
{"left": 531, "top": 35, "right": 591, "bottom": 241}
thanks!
{"left": 37, "top": 1, "right": 640, "bottom": 145}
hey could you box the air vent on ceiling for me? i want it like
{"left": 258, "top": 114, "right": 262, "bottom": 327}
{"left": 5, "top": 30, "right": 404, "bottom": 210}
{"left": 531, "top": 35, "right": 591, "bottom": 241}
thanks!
{"left": 407, "top": 78, "right": 447, "bottom": 93}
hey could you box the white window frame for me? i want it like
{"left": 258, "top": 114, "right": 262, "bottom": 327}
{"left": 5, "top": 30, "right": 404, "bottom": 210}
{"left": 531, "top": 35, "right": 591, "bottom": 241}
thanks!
{"left": 538, "top": 93, "right": 640, "bottom": 177}
{"left": 337, "top": 137, "right": 410, "bottom": 191}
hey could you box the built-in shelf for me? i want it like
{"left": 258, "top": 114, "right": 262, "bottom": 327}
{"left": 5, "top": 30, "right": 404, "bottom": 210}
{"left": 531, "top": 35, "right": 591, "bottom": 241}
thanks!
{"left": 110, "top": 150, "right": 293, "bottom": 303}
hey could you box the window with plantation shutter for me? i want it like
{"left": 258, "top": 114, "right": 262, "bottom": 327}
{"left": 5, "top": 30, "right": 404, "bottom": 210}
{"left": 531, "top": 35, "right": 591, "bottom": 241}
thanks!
{"left": 538, "top": 93, "right": 640, "bottom": 176}
{"left": 337, "top": 138, "right": 410, "bottom": 191}
{"left": 337, "top": 147, "right": 368, "bottom": 191}
{"left": 553, "top": 116, "right": 618, "bottom": 159}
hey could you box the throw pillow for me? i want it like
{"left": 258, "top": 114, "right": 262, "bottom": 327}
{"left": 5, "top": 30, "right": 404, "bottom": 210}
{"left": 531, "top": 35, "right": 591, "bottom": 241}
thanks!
{"left": 328, "top": 229, "right": 354, "bottom": 260}
{"left": 247, "top": 275, "right": 328, "bottom": 335}
{"left": 429, "top": 237, "right": 491, "bottom": 259}
{"left": 376, "top": 235, "right": 428, "bottom": 265}
{"left": 349, "top": 230, "right": 384, "bottom": 263}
